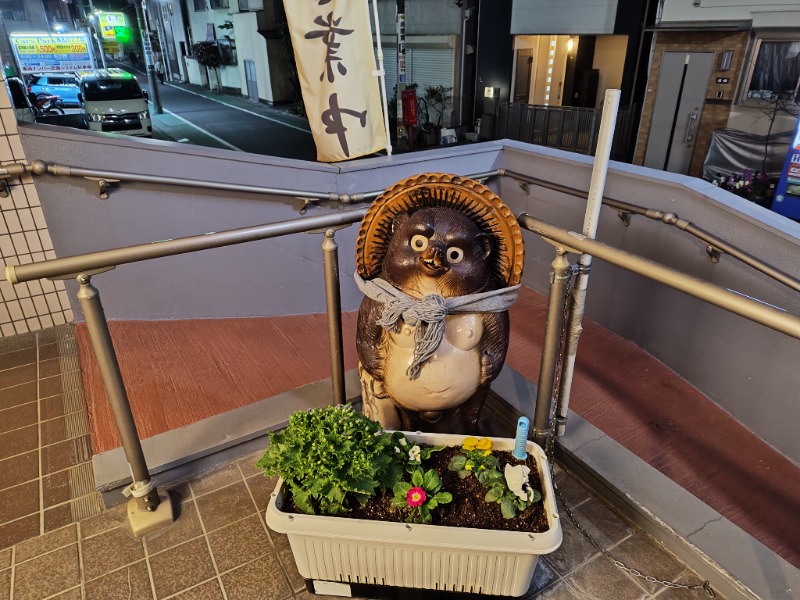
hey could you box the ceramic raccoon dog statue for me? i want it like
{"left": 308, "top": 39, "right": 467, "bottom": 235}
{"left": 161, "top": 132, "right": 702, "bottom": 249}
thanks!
{"left": 355, "top": 174, "right": 524, "bottom": 434}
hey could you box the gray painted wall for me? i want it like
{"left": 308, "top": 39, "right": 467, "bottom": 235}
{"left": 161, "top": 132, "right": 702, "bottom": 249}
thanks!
{"left": 511, "top": 0, "right": 620, "bottom": 35}
{"left": 17, "top": 126, "right": 800, "bottom": 467}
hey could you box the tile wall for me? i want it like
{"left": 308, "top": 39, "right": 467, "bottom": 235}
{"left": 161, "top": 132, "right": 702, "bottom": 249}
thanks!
{"left": 0, "top": 74, "right": 73, "bottom": 338}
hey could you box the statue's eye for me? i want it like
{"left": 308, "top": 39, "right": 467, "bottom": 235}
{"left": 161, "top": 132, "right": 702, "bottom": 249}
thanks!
{"left": 410, "top": 235, "right": 428, "bottom": 251}
{"left": 447, "top": 247, "right": 464, "bottom": 264}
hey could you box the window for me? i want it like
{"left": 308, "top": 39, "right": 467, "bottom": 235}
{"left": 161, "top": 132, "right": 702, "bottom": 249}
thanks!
{"left": 0, "top": 8, "right": 26, "bottom": 20}
{"left": 209, "top": 0, "right": 229, "bottom": 9}
{"left": 741, "top": 37, "right": 800, "bottom": 106}
{"left": 238, "top": 0, "right": 263, "bottom": 11}
{"left": 82, "top": 79, "right": 144, "bottom": 101}
{"left": 193, "top": 0, "right": 205, "bottom": 12}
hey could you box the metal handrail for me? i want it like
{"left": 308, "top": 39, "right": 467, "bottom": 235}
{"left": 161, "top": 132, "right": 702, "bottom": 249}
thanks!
{"left": 502, "top": 169, "right": 800, "bottom": 294}
{"left": 5, "top": 159, "right": 795, "bottom": 296}
{"left": 1, "top": 161, "right": 501, "bottom": 206}
{"left": 518, "top": 214, "right": 800, "bottom": 340}
{"left": 6, "top": 208, "right": 368, "bottom": 284}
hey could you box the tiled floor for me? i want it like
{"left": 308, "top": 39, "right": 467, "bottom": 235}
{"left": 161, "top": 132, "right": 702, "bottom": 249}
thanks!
{"left": 0, "top": 326, "right": 717, "bottom": 599}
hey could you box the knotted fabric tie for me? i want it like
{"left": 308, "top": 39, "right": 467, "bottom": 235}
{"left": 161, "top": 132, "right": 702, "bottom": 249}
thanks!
{"left": 355, "top": 273, "right": 520, "bottom": 380}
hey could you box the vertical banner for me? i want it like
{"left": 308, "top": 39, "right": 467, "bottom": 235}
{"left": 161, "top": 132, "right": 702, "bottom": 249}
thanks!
{"left": 284, "top": 0, "right": 388, "bottom": 162}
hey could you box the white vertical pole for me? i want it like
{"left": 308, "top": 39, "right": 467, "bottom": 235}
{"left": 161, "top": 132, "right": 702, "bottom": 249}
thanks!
{"left": 370, "top": 0, "right": 392, "bottom": 155}
{"left": 554, "top": 89, "right": 620, "bottom": 435}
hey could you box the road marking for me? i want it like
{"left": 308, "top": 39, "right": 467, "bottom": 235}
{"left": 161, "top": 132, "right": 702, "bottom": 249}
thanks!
{"left": 161, "top": 109, "right": 242, "bottom": 151}
{"left": 165, "top": 84, "right": 312, "bottom": 134}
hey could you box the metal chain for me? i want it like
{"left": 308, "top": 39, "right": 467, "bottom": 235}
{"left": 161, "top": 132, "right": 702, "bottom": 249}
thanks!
{"left": 545, "top": 264, "right": 715, "bottom": 598}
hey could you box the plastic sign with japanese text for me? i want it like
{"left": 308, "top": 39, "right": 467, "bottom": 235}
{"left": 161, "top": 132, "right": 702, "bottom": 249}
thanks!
{"left": 10, "top": 33, "right": 93, "bottom": 73}
{"left": 98, "top": 13, "right": 126, "bottom": 39}
{"left": 772, "top": 117, "right": 800, "bottom": 220}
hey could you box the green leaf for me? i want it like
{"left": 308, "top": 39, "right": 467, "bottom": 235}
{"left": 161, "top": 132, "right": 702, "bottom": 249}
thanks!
{"left": 484, "top": 487, "right": 503, "bottom": 503}
{"left": 458, "top": 470, "right": 472, "bottom": 479}
{"left": 530, "top": 488, "right": 542, "bottom": 503}
{"left": 448, "top": 455, "right": 467, "bottom": 471}
{"left": 434, "top": 492, "right": 452, "bottom": 505}
{"left": 412, "top": 469, "right": 423, "bottom": 487}
{"left": 292, "top": 488, "right": 315, "bottom": 515}
{"left": 500, "top": 498, "right": 518, "bottom": 519}
{"left": 427, "top": 499, "right": 438, "bottom": 510}
{"left": 422, "top": 469, "right": 441, "bottom": 492}
{"left": 393, "top": 481, "right": 412, "bottom": 495}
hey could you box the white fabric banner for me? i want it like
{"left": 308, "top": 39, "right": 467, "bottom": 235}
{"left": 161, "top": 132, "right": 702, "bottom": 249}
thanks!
{"left": 284, "top": 0, "right": 388, "bottom": 163}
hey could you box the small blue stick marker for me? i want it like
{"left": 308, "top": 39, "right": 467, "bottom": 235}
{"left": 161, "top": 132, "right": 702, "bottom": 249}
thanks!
{"left": 513, "top": 416, "right": 529, "bottom": 460}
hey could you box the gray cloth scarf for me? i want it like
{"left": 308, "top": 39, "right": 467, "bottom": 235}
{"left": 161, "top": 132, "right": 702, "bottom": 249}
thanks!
{"left": 355, "top": 273, "right": 520, "bottom": 380}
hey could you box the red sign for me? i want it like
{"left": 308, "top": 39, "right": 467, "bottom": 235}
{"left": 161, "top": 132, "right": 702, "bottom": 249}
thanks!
{"left": 401, "top": 89, "right": 417, "bottom": 127}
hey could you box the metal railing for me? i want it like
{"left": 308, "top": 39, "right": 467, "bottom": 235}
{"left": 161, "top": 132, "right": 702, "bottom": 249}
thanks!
{"left": 5, "top": 207, "right": 368, "bottom": 534}
{"left": 4, "top": 157, "right": 800, "bottom": 535}
{"left": 494, "top": 103, "right": 639, "bottom": 161}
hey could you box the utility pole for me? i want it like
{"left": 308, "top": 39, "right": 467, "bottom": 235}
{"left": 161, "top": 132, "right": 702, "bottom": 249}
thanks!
{"left": 86, "top": 0, "right": 107, "bottom": 69}
{"left": 134, "top": 0, "right": 162, "bottom": 114}
{"left": 396, "top": 0, "right": 406, "bottom": 146}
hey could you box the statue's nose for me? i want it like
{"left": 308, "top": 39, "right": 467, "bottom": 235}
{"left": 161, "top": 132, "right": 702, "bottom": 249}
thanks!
{"left": 424, "top": 245, "right": 444, "bottom": 264}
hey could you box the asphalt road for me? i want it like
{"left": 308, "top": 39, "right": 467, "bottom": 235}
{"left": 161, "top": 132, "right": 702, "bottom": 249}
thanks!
{"left": 101, "top": 62, "right": 318, "bottom": 161}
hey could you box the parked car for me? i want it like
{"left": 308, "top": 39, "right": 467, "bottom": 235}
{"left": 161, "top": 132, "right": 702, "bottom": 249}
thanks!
{"left": 27, "top": 72, "right": 80, "bottom": 107}
{"left": 76, "top": 69, "right": 151, "bottom": 137}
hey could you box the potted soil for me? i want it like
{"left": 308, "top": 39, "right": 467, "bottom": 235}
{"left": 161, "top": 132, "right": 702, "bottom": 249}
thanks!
{"left": 258, "top": 406, "right": 562, "bottom": 596}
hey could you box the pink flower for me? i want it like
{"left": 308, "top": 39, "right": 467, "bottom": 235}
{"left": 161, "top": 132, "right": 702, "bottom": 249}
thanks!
{"left": 406, "top": 487, "right": 426, "bottom": 507}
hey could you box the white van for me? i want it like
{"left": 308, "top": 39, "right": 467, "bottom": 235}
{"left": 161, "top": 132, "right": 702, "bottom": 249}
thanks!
{"left": 76, "top": 69, "right": 151, "bottom": 137}
{"left": 4, "top": 77, "right": 36, "bottom": 123}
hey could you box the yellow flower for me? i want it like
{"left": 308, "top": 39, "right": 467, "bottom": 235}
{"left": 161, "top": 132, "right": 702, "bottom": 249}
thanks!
{"left": 465, "top": 462, "right": 473, "bottom": 471}
{"left": 462, "top": 437, "right": 479, "bottom": 451}
{"left": 476, "top": 438, "right": 493, "bottom": 451}
{"left": 482, "top": 449, "right": 491, "bottom": 456}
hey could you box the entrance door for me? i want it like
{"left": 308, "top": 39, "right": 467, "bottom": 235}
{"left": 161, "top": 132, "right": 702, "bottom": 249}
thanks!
{"left": 644, "top": 52, "right": 714, "bottom": 174}
{"left": 244, "top": 60, "right": 258, "bottom": 103}
{"left": 513, "top": 49, "right": 533, "bottom": 103}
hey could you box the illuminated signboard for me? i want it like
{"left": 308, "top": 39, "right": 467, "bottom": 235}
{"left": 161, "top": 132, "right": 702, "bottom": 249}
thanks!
{"left": 10, "top": 34, "right": 93, "bottom": 73}
{"left": 772, "top": 119, "right": 800, "bottom": 220}
{"left": 98, "top": 13, "right": 126, "bottom": 39}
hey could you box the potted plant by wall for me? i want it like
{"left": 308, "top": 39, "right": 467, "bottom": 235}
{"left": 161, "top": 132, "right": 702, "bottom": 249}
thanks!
{"left": 258, "top": 405, "right": 562, "bottom": 597}
{"left": 424, "top": 84, "right": 453, "bottom": 142}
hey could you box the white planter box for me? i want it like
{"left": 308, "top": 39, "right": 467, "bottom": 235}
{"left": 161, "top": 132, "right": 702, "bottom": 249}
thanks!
{"left": 266, "top": 432, "right": 562, "bottom": 597}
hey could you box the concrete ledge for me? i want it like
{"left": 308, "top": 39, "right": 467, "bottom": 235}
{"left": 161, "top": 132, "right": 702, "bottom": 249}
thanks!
{"left": 93, "top": 369, "right": 362, "bottom": 507}
{"left": 491, "top": 366, "right": 800, "bottom": 600}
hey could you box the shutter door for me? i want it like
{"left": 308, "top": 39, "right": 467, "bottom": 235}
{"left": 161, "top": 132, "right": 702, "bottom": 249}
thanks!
{"left": 407, "top": 48, "right": 454, "bottom": 91}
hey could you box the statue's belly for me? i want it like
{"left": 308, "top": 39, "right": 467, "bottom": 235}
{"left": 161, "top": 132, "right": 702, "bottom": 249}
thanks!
{"left": 384, "top": 314, "right": 482, "bottom": 411}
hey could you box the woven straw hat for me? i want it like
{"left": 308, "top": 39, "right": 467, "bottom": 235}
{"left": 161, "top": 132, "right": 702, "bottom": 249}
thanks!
{"left": 355, "top": 173, "right": 524, "bottom": 287}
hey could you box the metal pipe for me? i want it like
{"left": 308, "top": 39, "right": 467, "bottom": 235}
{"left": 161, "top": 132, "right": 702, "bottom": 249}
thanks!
{"left": 322, "top": 229, "right": 346, "bottom": 405}
{"left": 370, "top": 0, "right": 392, "bottom": 156}
{"left": 518, "top": 215, "right": 800, "bottom": 340}
{"left": 76, "top": 274, "right": 160, "bottom": 511}
{"left": 20, "top": 161, "right": 501, "bottom": 206}
{"left": 502, "top": 170, "right": 800, "bottom": 297}
{"left": 532, "top": 249, "right": 573, "bottom": 448}
{"left": 6, "top": 208, "right": 368, "bottom": 284}
{"left": 554, "top": 90, "right": 620, "bottom": 434}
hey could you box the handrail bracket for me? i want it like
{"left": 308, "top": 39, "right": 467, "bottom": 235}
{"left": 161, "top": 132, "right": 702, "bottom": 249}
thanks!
{"left": 85, "top": 177, "right": 120, "bottom": 199}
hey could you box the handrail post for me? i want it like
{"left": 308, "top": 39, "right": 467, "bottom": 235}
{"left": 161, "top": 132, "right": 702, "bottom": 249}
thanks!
{"left": 322, "top": 230, "right": 346, "bottom": 405}
{"left": 76, "top": 274, "right": 174, "bottom": 535}
{"left": 532, "top": 248, "right": 573, "bottom": 449}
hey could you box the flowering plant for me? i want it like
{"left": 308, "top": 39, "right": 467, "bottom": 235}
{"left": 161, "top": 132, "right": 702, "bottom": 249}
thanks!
{"left": 392, "top": 468, "right": 452, "bottom": 524}
{"left": 448, "top": 437, "right": 542, "bottom": 519}
{"left": 712, "top": 170, "right": 770, "bottom": 201}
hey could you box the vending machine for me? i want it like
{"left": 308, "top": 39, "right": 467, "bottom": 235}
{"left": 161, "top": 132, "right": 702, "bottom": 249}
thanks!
{"left": 772, "top": 117, "right": 800, "bottom": 220}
